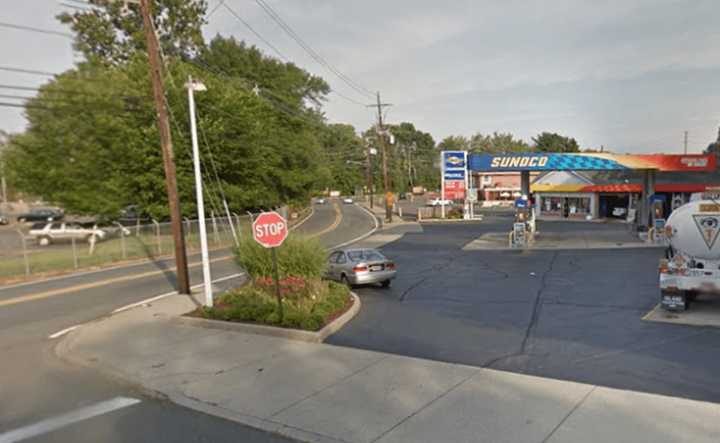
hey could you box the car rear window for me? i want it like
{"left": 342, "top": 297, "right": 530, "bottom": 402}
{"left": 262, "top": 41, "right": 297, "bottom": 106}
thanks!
{"left": 347, "top": 250, "right": 384, "bottom": 262}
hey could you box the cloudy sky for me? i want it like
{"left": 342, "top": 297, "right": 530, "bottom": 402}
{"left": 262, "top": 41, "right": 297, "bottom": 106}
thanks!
{"left": 3, "top": 0, "right": 720, "bottom": 153}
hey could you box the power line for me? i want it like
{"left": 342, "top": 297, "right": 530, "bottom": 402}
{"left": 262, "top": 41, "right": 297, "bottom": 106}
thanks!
{"left": 0, "top": 66, "right": 57, "bottom": 77}
{"left": 0, "top": 21, "right": 72, "bottom": 38}
{"left": 217, "top": 4, "right": 363, "bottom": 107}
{"left": 251, "top": 0, "right": 375, "bottom": 99}
{"left": 222, "top": 3, "right": 287, "bottom": 61}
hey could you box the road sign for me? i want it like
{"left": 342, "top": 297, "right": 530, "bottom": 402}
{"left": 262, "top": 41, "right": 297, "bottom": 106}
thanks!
{"left": 252, "top": 211, "right": 288, "bottom": 248}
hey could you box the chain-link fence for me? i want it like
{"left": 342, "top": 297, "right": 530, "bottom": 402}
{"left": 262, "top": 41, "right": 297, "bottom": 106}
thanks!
{"left": 0, "top": 213, "right": 253, "bottom": 283}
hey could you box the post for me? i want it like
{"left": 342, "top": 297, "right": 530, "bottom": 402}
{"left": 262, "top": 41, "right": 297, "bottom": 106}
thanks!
{"left": 71, "top": 236, "right": 78, "bottom": 269}
{"left": 211, "top": 211, "right": 220, "bottom": 245}
{"left": 187, "top": 76, "right": 213, "bottom": 307}
{"left": 684, "top": 130, "right": 688, "bottom": 154}
{"left": 271, "top": 247, "right": 283, "bottom": 321}
{"left": 18, "top": 229, "right": 29, "bottom": 276}
{"left": 120, "top": 225, "right": 127, "bottom": 259}
{"left": 366, "top": 145, "right": 373, "bottom": 209}
{"left": 440, "top": 151, "right": 446, "bottom": 219}
{"left": 139, "top": 0, "right": 190, "bottom": 294}
{"left": 223, "top": 199, "right": 238, "bottom": 246}
{"left": 368, "top": 92, "right": 392, "bottom": 222}
{"left": 520, "top": 171, "right": 530, "bottom": 197}
{"left": 152, "top": 219, "right": 161, "bottom": 254}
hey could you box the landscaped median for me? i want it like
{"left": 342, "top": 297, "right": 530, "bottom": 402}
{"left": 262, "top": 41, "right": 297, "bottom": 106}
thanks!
{"left": 183, "top": 233, "right": 360, "bottom": 342}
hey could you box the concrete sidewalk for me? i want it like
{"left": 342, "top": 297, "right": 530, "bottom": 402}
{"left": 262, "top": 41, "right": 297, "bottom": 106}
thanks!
{"left": 57, "top": 295, "right": 720, "bottom": 443}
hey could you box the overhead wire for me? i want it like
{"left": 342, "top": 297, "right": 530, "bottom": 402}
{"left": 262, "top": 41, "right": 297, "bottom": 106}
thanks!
{"left": 251, "top": 0, "right": 374, "bottom": 99}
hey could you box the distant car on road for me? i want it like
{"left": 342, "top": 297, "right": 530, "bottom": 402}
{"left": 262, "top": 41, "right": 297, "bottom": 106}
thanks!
{"left": 29, "top": 221, "right": 107, "bottom": 246}
{"left": 16, "top": 208, "right": 64, "bottom": 223}
{"left": 316, "top": 198, "right": 327, "bottom": 205}
{"left": 0, "top": 213, "right": 8, "bottom": 225}
{"left": 325, "top": 248, "right": 396, "bottom": 288}
{"left": 116, "top": 205, "right": 152, "bottom": 226}
{"left": 427, "top": 198, "right": 453, "bottom": 207}
{"left": 342, "top": 197, "right": 354, "bottom": 204}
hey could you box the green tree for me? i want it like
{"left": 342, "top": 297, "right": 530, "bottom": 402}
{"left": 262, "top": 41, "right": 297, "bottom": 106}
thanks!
{"left": 532, "top": 132, "right": 580, "bottom": 153}
{"left": 319, "top": 123, "right": 365, "bottom": 195}
{"left": 469, "top": 132, "right": 530, "bottom": 153}
{"left": 58, "top": 0, "right": 208, "bottom": 65}
{"left": 388, "top": 123, "right": 437, "bottom": 192}
{"left": 438, "top": 135, "right": 469, "bottom": 151}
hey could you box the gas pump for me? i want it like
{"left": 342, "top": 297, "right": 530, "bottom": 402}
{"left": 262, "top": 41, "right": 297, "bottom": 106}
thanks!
{"left": 511, "top": 195, "right": 533, "bottom": 247}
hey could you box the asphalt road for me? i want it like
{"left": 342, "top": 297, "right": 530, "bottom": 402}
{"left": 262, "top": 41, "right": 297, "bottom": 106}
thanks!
{"left": 0, "top": 201, "right": 375, "bottom": 442}
{"left": 328, "top": 213, "right": 720, "bottom": 404}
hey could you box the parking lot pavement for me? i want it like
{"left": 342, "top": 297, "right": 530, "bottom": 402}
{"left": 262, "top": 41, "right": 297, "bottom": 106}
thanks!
{"left": 327, "top": 216, "right": 720, "bottom": 404}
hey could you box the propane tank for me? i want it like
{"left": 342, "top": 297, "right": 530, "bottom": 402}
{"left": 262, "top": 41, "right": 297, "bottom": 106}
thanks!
{"left": 667, "top": 200, "right": 720, "bottom": 261}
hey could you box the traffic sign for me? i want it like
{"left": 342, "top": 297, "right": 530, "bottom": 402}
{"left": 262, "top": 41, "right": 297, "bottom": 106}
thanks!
{"left": 252, "top": 211, "right": 288, "bottom": 248}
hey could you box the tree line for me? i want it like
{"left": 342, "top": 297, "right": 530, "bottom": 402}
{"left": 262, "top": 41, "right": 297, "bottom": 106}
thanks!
{"left": 0, "top": 1, "right": 586, "bottom": 219}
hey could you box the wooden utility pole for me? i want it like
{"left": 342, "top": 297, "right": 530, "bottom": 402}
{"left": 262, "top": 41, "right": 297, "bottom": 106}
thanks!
{"left": 368, "top": 92, "right": 392, "bottom": 222}
{"left": 139, "top": 0, "right": 190, "bottom": 294}
{"left": 366, "top": 144, "right": 373, "bottom": 208}
{"left": 684, "top": 130, "right": 688, "bottom": 154}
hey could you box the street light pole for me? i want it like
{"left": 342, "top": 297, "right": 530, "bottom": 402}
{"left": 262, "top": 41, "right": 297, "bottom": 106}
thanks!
{"left": 186, "top": 76, "right": 213, "bottom": 307}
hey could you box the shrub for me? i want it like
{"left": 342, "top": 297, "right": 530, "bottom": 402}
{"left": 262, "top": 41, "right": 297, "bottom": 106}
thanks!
{"left": 235, "top": 234, "right": 327, "bottom": 279}
{"left": 199, "top": 278, "right": 352, "bottom": 331}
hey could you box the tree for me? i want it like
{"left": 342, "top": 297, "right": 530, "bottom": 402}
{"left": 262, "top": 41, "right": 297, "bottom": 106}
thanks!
{"left": 388, "top": 123, "right": 437, "bottom": 192}
{"left": 468, "top": 132, "right": 530, "bottom": 153}
{"left": 532, "top": 132, "right": 580, "bottom": 153}
{"left": 438, "top": 135, "right": 469, "bottom": 151}
{"left": 319, "top": 124, "right": 365, "bottom": 195}
{"left": 58, "top": 0, "right": 208, "bottom": 65}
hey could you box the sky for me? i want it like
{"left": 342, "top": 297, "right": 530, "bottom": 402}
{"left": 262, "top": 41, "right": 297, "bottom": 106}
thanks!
{"left": 2, "top": 0, "right": 720, "bottom": 153}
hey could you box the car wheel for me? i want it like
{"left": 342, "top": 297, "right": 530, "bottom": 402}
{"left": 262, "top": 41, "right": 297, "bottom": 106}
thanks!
{"left": 340, "top": 274, "right": 351, "bottom": 288}
{"left": 381, "top": 280, "right": 391, "bottom": 288}
{"left": 38, "top": 236, "right": 51, "bottom": 246}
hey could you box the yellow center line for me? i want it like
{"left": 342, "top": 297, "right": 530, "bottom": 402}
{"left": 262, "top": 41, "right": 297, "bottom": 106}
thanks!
{"left": 0, "top": 255, "right": 234, "bottom": 308}
{"left": 308, "top": 202, "right": 343, "bottom": 238}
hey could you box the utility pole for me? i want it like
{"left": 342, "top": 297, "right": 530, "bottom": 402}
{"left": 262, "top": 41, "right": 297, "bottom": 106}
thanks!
{"left": 368, "top": 92, "right": 392, "bottom": 222}
{"left": 139, "top": 0, "right": 190, "bottom": 294}
{"left": 366, "top": 144, "right": 374, "bottom": 208}
{"left": 187, "top": 76, "right": 212, "bottom": 306}
{"left": 684, "top": 130, "right": 688, "bottom": 154}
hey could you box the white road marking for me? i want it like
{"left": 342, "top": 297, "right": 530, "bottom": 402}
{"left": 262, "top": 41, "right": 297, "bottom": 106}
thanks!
{"left": 110, "top": 272, "right": 245, "bottom": 314}
{"left": 0, "top": 397, "right": 141, "bottom": 443}
{"left": 48, "top": 325, "right": 80, "bottom": 339}
{"left": 289, "top": 205, "right": 314, "bottom": 231}
{"left": 329, "top": 204, "right": 380, "bottom": 250}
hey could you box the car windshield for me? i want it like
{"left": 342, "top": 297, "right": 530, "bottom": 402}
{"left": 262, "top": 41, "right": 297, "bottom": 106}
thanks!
{"left": 347, "top": 250, "right": 384, "bottom": 262}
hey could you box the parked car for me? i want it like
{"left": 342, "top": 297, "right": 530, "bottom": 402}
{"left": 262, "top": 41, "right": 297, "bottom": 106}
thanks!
{"left": 0, "top": 213, "right": 8, "bottom": 225}
{"left": 29, "top": 221, "right": 107, "bottom": 246}
{"left": 325, "top": 248, "right": 396, "bottom": 288}
{"left": 343, "top": 197, "right": 354, "bottom": 204}
{"left": 316, "top": 198, "right": 327, "bottom": 205}
{"left": 117, "top": 205, "right": 152, "bottom": 226}
{"left": 16, "top": 208, "right": 64, "bottom": 223}
{"left": 427, "top": 198, "right": 453, "bottom": 207}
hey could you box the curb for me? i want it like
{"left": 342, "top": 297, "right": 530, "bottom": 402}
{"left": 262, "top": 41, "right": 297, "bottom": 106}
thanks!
{"left": 172, "top": 292, "right": 361, "bottom": 344}
{"left": 418, "top": 218, "right": 484, "bottom": 223}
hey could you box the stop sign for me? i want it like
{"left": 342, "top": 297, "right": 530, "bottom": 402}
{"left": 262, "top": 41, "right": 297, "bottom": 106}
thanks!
{"left": 252, "top": 211, "right": 289, "bottom": 248}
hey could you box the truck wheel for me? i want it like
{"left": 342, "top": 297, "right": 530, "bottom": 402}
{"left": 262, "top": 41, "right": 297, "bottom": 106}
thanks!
{"left": 38, "top": 236, "right": 51, "bottom": 246}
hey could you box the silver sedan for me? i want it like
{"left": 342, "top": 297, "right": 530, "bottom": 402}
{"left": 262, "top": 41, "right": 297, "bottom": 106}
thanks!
{"left": 326, "top": 248, "right": 396, "bottom": 288}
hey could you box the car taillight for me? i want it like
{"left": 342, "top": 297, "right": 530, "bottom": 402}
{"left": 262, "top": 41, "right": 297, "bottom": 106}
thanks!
{"left": 353, "top": 265, "right": 368, "bottom": 273}
{"left": 386, "top": 262, "right": 396, "bottom": 270}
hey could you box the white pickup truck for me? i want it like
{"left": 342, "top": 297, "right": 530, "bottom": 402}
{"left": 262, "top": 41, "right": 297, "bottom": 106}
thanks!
{"left": 29, "top": 222, "right": 108, "bottom": 246}
{"left": 659, "top": 194, "right": 720, "bottom": 311}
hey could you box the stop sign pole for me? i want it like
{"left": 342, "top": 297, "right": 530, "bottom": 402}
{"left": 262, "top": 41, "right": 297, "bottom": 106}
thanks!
{"left": 252, "top": 212, "right": 289, "bottom": 320}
